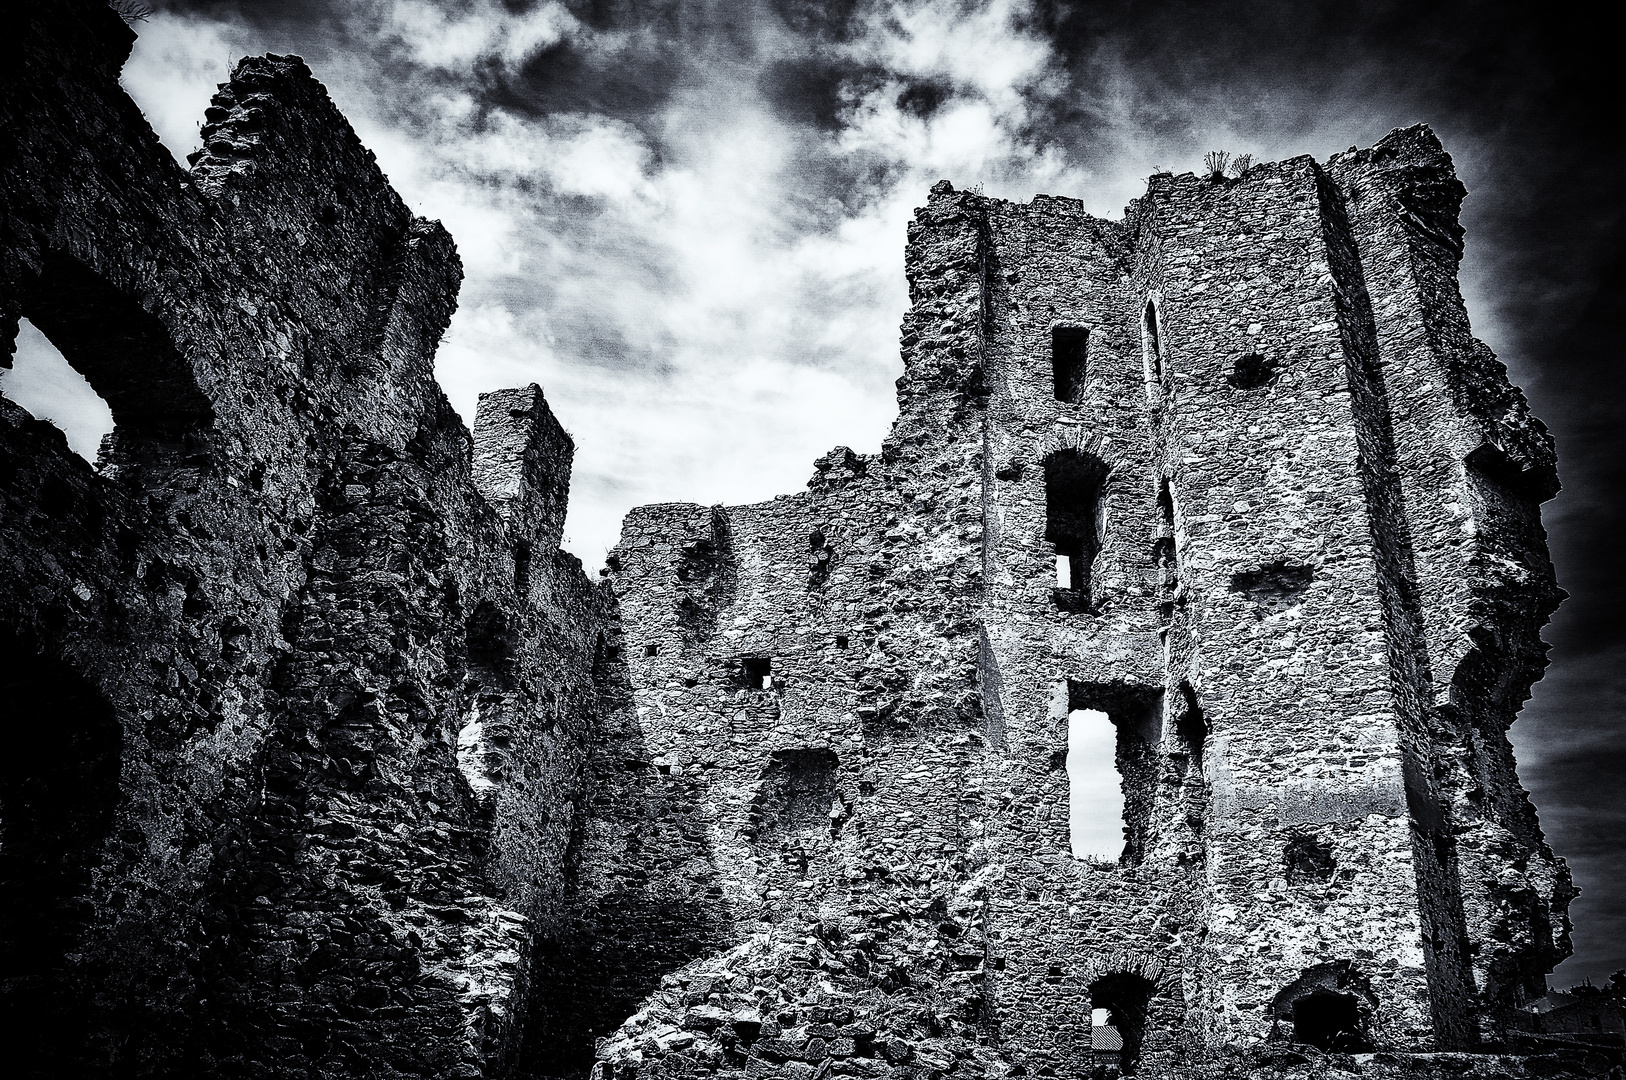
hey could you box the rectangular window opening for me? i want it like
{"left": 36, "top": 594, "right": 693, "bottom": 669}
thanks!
{"left": 643, "top": 643, "right": 658, "bottom": 657}
{"left": 1051, "top": 325, "right": 1088, "bottom": 403}
{"left": 743, "top": 656, "right": 772, "bottom": 689}
{"left": 1064, "top": 681, "right": 1163, "bottom": 866}
{"left": 835, "top": 634, "right": 849, "bottom": 649}
{"left": 1067, "top": 707, "right": 1122, "bottom": 861}
{"left": 1045, "top": 450, "right": 1107, "bottom": 611}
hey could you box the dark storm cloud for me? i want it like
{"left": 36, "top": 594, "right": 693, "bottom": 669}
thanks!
{"left": 98, "top": 0, "right": 1622, "bottom": 985}
{"left": 894, "top": 74, "right": 954, "bottom": 119}
{"left": 757, "top": 55, "right": 884, "bottom": 131}
{"left": 489, "top": 37, "right": 685, "bottom": 123}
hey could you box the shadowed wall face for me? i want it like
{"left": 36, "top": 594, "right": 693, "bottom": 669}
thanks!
{"left": 0, "top": 4, "right": 615, "bottom": 1075}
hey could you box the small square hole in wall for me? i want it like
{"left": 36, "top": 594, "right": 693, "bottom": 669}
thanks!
{"left": 835, "top": 635, "right": 849, "bottom": 649}
{"left": 644, "top": 644, "right": 658, "bottom": 657}
{"left": 743, "top": 656, "right": 772, "bottom": 689}
{"left": 1229, "top": 351, "right": 1279, "bottom": 390}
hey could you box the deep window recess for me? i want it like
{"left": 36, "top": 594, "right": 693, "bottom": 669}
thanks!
{"left": 1142, "top": 299, "right": 1163, "bottom": 381}
{"left": 1051, "top": 325, "right": 1088, "bottom": 403}
{"left": 1064, "top": 681, "right": 1162, "bottom": 865}
{"left": 513, "top": 539, "right": 532, "bottom": 595}
{"left": 1230, "top": 351, "right": 1278, "bottom": 389}
{"left": 643, "top": 643, "right": 658, "bottom": 657}
{"left": 1045, "top": 449, "right": 1109, "bottom": 611}
{"left": 1293, "top": 992, "right": 1366, "bottom": 1051}
{"left": 1154, "top": 477, "right": 1177, "bottom": 620}
{"left": 835, "top": 634, "right": 849, "bottom": 649}
{"left": 1091, "top": 973, "right": 1154, "bottom": 1075}
{"left": 1, "top": 319, "right": 114, "bottom": 464}
{"left": 1229, "top": 560, "right": 1313, "bottom": 616}
{"left": 747, "top": 748, "right": 842, "bottom": 854}
{"left": 1284, "top": 831, "right": 1336, "bottom": 884}
{"left": 1272, "top": 962, "right": 1374, "bottom": 1053}
{"left": 458, "top": 602, "right": 518, "bottom": 806}
{"left": 742, "top": 656, "right": 772, "bottom": 689}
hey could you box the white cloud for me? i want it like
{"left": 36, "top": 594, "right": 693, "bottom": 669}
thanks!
{"left": 100, "top": 0, "right": 1129, "bottom": 569}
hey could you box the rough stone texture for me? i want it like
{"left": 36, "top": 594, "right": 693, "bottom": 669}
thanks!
{"left": 594, "top": 141, "right": 1601, "bottom": 1078}
{"left": 1, "top": 4, "right": 610, "bottom": 1076}
{"left": 0, "top": 4, "right": 1615, "bottom": 1080}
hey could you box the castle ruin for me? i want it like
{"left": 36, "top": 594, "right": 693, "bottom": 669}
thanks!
{"left": 0, "top": 3, "right": 1601, "bottom": 1078}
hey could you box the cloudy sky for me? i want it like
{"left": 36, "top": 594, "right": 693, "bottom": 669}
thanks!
{"left": 6, "top": 0, "right": 1621, "bottom": 985}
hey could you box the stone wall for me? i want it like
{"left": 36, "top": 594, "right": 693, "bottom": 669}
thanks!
{"left": 594, "top": 138, "right": 1583, "bottom": 1077}
{"left": 0, "top": 4, "right": 1602, "bottom": 1079}
{"left": 1, "top": 4, "right": 612, "bottom": 1076}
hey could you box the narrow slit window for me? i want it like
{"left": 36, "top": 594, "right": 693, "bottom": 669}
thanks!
{"left": 1142, "top": 298, "right": 1163, "bottom": 381}
{"left": 1051, "top": 325, "right": 1088, "bottom": 403}
{"left": 1156, "top": 477, "right": 1175, "bottom": 539}
{"left": 1155, "top": 477, "right": 1177, "bottom": 617}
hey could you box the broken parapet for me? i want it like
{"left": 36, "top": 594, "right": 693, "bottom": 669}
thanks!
{"left": 474, "top": 384, "right": 575, "bottom": 555}
{"left": 0, "top": 3, "right": 612, "bottom": 1077}
{"left": 598, "top": 132, "right": 1589, "bottom": 1077}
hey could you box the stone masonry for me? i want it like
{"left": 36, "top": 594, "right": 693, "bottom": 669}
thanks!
{"left": 0, "top": 3, "right": 1610, "bottom": 1079}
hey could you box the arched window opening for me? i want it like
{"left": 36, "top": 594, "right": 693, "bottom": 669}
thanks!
{"left": 1064, "top": 681, "right": 1162, "bottom": 865}
{"left": 0, "top": 629, "right": 122, "bottom": 1068}
{"left": 2, "top": 318, "right": 114, "bottom": 464}
{"left": 1091, "top": 972, "right": 1154, "bottom": 1075}
{"left": 1045, "top": 450, "right": 1109, "bottom": 611}
{"left": 1292, "top": 992, "right": 1366, "bottom": 1051}
{"left": 19, "top": 252, "right": 212, "bottom": 475}
{"left": 1051, "top": 325, "right": 1088, "bottom": 403}
{"left": 1142, "top": 298, "right": 1163, "bottom": 382}
{"left": 1272, "top": 962, "right": 1375, "bottom": 1053}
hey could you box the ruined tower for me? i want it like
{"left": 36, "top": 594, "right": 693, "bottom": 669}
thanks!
{"left": 0, "top": 2, "right": 1592, "bottom": 1078}
{"left": 593, "top": 137, "right": 1576, "bottom": 1075}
